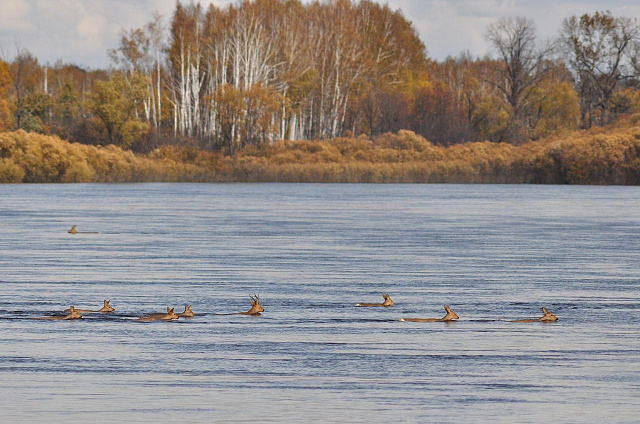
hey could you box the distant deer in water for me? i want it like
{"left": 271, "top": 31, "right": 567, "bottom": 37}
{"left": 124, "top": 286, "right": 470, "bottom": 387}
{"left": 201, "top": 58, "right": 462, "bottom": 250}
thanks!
{"left": 399, "top": 305, "right": 460, "bottom": 322}
{"left": 68, "top": 225, "right": 99, "bottom": 234}
{"left": 36, "top": 306, "right": 82, "bottom": 320}
{"left": 65, "top": 300, "right": 114, "bottom": 314}
{"left": 216, "top": 295, "right": 264, "bottom": 316}
{"left": 137, "top": 307, "right": 179, "bottom": 322}
{"left": 356, "top": 294, "right": 395, "bottom": 307}
{"left": 512, "top": 307, "right": 558, "bottom": 323}
{"left": 177, "top": 305, "right": 195, "bottom": 318}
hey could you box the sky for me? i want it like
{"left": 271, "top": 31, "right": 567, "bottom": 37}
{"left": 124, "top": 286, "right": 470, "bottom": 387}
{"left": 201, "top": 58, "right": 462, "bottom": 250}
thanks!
{"left": 2, "top": 0, "right": 640, "bottom": 68}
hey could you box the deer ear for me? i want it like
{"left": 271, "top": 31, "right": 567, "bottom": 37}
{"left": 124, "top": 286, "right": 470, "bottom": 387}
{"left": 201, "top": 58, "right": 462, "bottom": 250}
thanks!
{"left": 166, "top": 307, "right": 171, "bottom": 313}
{"left": 169, "top": 308, "right": 174, "bottom": 313}
{"left": 542, "top": 307, "right": 549, "bottom": 314}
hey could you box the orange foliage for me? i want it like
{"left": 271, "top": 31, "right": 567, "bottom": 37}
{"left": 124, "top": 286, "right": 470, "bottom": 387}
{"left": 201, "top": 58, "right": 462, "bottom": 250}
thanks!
{"left": 1, "top": 126, "right": 640, "bottom": 184}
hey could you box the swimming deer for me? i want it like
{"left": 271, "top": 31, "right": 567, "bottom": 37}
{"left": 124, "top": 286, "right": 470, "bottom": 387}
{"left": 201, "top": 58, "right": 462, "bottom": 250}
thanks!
{"left": 356, "top": 294, "right": 395, "bottom": 307}
{"left": 177, "top": 305, "right": 195, "bottom": 318}
{"left": 36, "top": 306, "right": 82, "bottom": 320}
{"left": 137, "top": 307, "right": 179, "bottom": 322}
{"left": 399, "top": 305, "right": 459, "bottom": 322}
{"left": 216, "top": 295, "right": 264, "bottom": 316}
{"left": 65, "top": 300, "right": 114, "bottom": 314}
{"left": 512, "top": 307, "right": 558, "bottom": 323}
{"left": 68, "top": 225, "right": 99, "bottom": 234}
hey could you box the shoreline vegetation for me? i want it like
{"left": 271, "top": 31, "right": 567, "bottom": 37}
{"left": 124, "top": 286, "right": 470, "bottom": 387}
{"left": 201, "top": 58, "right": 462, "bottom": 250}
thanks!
{"left": 2, "top": 2, "right": 640, "bottom": 186}
{"left": 2, "top": 126, "right": 640, "bottom": 185}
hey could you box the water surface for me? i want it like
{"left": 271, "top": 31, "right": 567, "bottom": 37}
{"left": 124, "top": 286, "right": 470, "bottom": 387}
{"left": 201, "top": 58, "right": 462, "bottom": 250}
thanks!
{"left": 0, "top": 184, "right": 639, "bottom": 422}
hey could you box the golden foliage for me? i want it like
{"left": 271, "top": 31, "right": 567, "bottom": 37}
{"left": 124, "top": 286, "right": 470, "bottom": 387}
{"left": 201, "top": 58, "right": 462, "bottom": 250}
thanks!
{"left": 1, "top": 126, "right": 640, "bottom": 184}
{"left": 527, "top": 81, "right": 580, "bottom": 139}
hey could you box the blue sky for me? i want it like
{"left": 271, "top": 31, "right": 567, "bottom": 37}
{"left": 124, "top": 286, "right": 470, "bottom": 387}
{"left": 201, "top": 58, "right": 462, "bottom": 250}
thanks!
{"left": 1, "top": 0, "right": 640, "bottom": 68}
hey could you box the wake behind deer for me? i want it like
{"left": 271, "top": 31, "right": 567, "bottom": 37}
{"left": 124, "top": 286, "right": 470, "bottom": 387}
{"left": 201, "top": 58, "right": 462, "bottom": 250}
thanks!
{"left": 68, "top": 225, "right": 99, "bottom": 234}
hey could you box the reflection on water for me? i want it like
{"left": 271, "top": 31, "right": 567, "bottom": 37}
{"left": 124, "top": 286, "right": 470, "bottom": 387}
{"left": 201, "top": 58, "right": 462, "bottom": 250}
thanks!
{"left": 0, "top": 184, "right": 639, "bottom": 422}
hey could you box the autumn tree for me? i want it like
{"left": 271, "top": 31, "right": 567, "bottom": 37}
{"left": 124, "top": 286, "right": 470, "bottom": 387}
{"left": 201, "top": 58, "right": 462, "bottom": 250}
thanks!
{"left": 561, "top": 12, "right": 639, "bottom": 127}
{"left": 213, "top": 84, "right": 244, "bottom": 153}
{"left": 109, "top": 12, "right": 166, "bottom": 130}
{"left": 410, "top": 82, "right": 471, "bottom": 145}
{"left": 485, "top": 17, "right": 556, "bottom": 142}
{"left": 0, "top": 59, "right": 12, "bottom": 130}
{"left": 89, "top": 72, "right": 149, "bottom": 146}
{"left": 9, "top": 49, "right": 41, "bottom": 129}
{"left": 525, "top": 81, "right": 579, "bottom": 138}
{"left": 242, "top": 83, "right": 281, "bottom": 145}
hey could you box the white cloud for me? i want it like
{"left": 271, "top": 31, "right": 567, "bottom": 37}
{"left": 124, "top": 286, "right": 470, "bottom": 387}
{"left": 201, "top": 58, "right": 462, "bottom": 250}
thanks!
{"left": 1, "top": 0, "right": 640, "bottom": 67}
{"left": 0, "top": 0, "right": 34, "bottom": 34}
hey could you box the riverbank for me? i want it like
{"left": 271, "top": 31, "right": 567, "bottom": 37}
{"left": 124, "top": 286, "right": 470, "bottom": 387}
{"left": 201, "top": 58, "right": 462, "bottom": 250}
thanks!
{"left": 1, "top": 127, "right": 639, "bottom": 184}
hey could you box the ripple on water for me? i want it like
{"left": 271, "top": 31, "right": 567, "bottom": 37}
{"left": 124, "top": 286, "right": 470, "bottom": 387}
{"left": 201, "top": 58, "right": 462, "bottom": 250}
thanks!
{"left": 0, "top": 183, "right": 639, "bottom": 423}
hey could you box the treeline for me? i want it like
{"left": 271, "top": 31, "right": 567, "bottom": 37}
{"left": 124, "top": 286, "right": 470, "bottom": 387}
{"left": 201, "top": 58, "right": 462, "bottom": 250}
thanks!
{"left": 2, "top": 1, "right": 640, "bottom": 152}
{"left": 2, "top": 124, "right": 640, "bottom": 184}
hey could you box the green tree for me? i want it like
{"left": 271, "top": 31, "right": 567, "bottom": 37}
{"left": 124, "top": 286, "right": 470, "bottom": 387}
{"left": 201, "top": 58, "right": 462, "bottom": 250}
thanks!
{"left": 18, "top": 91, "right": 54, "bottom": 133}
{"left": 471, "top": 96, "right": 512, "bottom": 142}
{"left": 89, "top": 72, "right": 149, "bottom": 146}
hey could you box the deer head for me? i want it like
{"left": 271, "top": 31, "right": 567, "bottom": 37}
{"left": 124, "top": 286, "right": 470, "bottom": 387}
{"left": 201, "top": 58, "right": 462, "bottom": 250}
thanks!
{"left": 180, "top": 304, "right": 195, "bottom": 317}
{"left": 68, "top": 225, "right": 77, "bottom": 234}
{"left": 246, "top": 295, "right": 264, "bottom": 315}
{"left": 99, "top": 300, "right": 114, "bottom": 313}
{"left": 540, "top": 307, "right": 558, "bottom": 322}
{"left": 164, "top": 307, "right": 179, "bottom": 320}
{"left": 382, "top": 294, "right": 395, "bottom": 307}
{"left": 443, "top": 305, "right": 459, "bottom": 321}
{"left": 66, "top": 306, "right": 82, "bottom": 319}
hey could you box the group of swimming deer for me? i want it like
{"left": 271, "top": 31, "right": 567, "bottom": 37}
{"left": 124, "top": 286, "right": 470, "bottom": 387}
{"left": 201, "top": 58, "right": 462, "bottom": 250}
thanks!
{"left": 64, "top": 226, "right": 557, "bottom": 323}
{"left": 36, "top": 295, "right": 264, "bottom": 321}
{"left": 36, "top": 294, "right": 556, "bottom": 323}
{"left": 357, "top": 294, "right": 557, "bottom": 322}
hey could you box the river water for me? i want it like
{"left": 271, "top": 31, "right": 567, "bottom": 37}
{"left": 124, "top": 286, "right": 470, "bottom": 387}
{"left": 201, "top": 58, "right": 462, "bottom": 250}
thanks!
{"left": 0, "top": 184, "right": 638, "bottom": 423}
